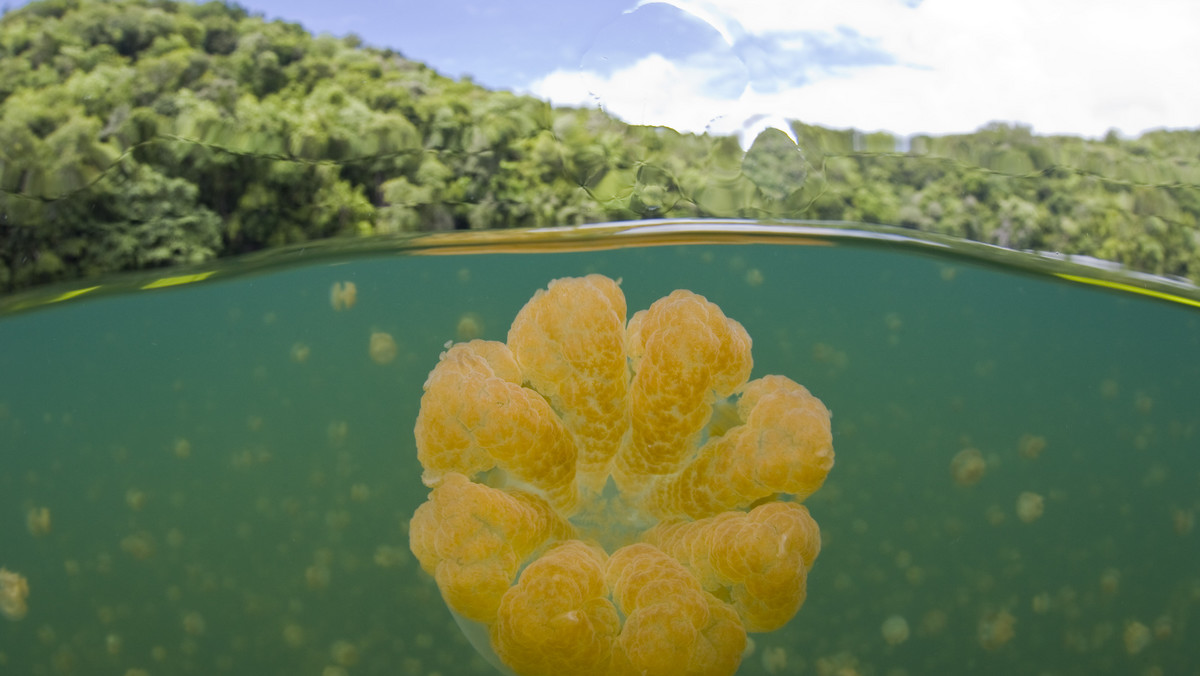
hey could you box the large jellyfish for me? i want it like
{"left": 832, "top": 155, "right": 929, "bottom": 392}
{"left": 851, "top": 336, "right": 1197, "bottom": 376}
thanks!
{"left": 409, "top": 275, "right": 834, "bottom": 676}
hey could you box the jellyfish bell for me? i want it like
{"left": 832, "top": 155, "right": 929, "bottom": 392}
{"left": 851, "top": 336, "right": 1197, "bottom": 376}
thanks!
{"left": 408, "top": 275, "right": 834, "bottom": 676}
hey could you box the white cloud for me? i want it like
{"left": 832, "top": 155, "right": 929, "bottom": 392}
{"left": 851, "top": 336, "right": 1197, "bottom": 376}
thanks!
{"left": 529, "top": 0, "right": 1200, "bottom": 139}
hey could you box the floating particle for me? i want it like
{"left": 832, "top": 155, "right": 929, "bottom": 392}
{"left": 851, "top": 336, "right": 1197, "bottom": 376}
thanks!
{"left": 350, "top": 484, "right": 371, "bottom": 502}
{"left": 0, "top": 568, "right": 29, "bottom": 620}
{"left": 26, "top": 506, "right": 51, "bottom": 536}
{"left": 1017, "top": 434, "right": 1046, "bottom": 460}
{"left": 456, "top": 313, "right": 484, "bottom": 341}
{"left": 1031, "top": 593, "right": 1051, "bottom": 614}
{"left": 330, "top": 281, "right": 357, "bottom": 311}
{"left": 1100, "top": 379, "right": 1119, "bottom": 399}
{"left": 290, "top": 342, "right": 311, "bottom": 363}
{"left": 881, "top": 615, "right": 910, "bottom": 646}
{"left": 1016, "top": 492, "right": 1044, "bottom": 523}
{"left": 977, "top": 609, "right": 1016, "bottom": 650}
{"left": 951, "top": 448, "right": 986, "bottom": 486}
{"left": 1123, "top": 621, "right": 1151, "bottom": 655}
{"left": 368, "top": 331, "right": 397, "bottom": 365}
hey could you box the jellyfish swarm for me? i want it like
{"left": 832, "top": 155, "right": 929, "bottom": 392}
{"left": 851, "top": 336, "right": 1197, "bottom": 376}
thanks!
{"left": 409, "top": 275, "right": 834, "bottom": 676}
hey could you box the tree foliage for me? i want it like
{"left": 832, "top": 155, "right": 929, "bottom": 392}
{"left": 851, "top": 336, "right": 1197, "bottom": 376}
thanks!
{"left": 1, "top": 0, "right": 1198, "bottom": 291}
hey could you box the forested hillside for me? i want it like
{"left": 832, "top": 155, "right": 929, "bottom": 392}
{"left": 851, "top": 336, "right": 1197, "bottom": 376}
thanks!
{"left": 1, "top": 0, "right": 1198, "bottom": 292}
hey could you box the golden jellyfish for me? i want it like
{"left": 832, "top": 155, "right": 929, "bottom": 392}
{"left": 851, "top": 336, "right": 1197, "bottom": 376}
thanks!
{"left": 950, "top": 448, "right": 986, "bottom": 486}
{"left": 0, "top": 568, "right": 29, "bottom": 620}
{"left": 26, "top": 506, "right": 51, "bottom": 536}
{"left": 290, "top": 342, "right": 311, "bottom": 363}
{"left": 330, "top": 281, "right": 357, "bottom": 311}
{"left": 1015, "top": 492, "right": 1044, "bottom": 523}
{"left": 456, "top": 313, "right": 484, "bottom": 341}
{"left": 408, "top": 275, "right": 835, "bottom": 676}
{"left": 1017, "top": 434, "right": 1046, "bottom": 460}
{"left": 881, "top": 615, "right": 910, "bottom": 646}
{"left": 977, "top": 609, "right": 1016, "bottom": 651}
{"left": 1124, "top": 620, "right": 1151, "bottom": 655}
{"left": 368, "top": 331, "right": 398, "bottom": 365}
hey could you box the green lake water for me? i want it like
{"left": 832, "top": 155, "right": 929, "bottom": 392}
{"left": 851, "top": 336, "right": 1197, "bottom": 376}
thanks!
{"left": 1, "top": 222, "right": 1198, "bottom": 675}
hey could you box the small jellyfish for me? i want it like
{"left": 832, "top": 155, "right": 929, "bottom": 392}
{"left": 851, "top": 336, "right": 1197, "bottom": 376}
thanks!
{"left": 1152, "top": 615, "right": 1172, "bottom": 640}
{"left": 327, "top": 421, "right": 349, "bottom": 448}
{"left": 330, "top": 282, "right": 357, "bottom": 311}
{"left": 368, "top": 331, "right": 397, "bottom": 364}
{"left": 330, "top": 640, "right": 360, "bottom": 667}
{"left": 282, "top": 622, "right": 305, "bottom": 648}
{"left": 1100, "top": 568, "right": 1120, "bottom": 595}
{"left": 977, "top": 609, "right": 1016, "bottom": 651}
{"left": 125, "top": 489, "right": 146, "bottom": 511}
{"left": 173, "top": 438, "right": 192, "bottom": 459}
{"left": 1016, "top": 492, "right": 1044, "bottom": 523}
{"left": 0, "top": 568, "right": 29, "bottom": 620}
{"left": 951, "top": 448, "right": 986, "bottom": 486}
{"left": 456, "top": 313, "right": 484, "bottom": 341}
{"left": 761, "top": 645, "right": 787, "bottom": 674}
{"left": 1123, "top": 620, "right": 1151, "bottom": 655}
{"left": 1133, "top": 391, "right": 1153, "bottom": 414}
{"left": 26, "top": 506, "right": 51, "bottom": 536}
{"left": 182, "top": 611, "right": 206, "bottom": 636}
{"left": 291, "top": 342, "right": 312, "bottom": 363}
{"left": 881, "top": 615, "right": 910, "bottom": 646}
{"left": 1017, "top": 434, "right": 1046, "bottom": 460}
{"left": 745, "top": 268, "right": 764, "bottom": 287}
{"left": 120, "top": 532, "right": 156, "bottom": 560}
{"left": 305, "top": 564, "right": 330, "bottom": 590}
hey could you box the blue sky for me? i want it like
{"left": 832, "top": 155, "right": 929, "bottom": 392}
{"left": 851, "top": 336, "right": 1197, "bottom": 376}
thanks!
{"left": 11, "top": 0, "right": 1200, "bottom": 139}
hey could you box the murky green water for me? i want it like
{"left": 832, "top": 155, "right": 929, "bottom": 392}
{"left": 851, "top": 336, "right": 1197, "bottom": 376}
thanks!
{"left": 1, "top": 222, "right": 1198, "bottom": 675}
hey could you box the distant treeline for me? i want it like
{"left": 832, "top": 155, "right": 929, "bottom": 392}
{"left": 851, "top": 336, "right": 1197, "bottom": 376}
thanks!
{"left": 2, "top": 0, "right": 1198, "bottom": 291}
